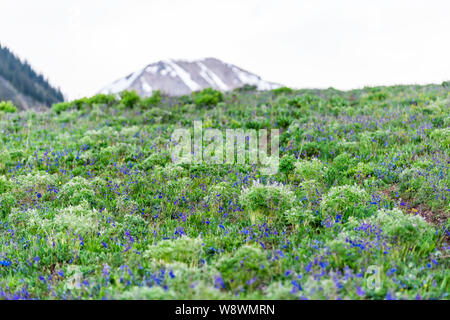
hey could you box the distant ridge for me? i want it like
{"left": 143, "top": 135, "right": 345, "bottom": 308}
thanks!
{"left": 101, "top": 57, "right": 281, "bottom": 97}
{"left": 0, "top": 43, "right": 64, "bottom": 110}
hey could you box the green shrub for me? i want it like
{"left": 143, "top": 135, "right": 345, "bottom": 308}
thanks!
{"left": 120, "top": 90, "right": 141, "bottom": 108}
{"left": 9, "top": 200, "right": 98, "bottom": 236}
{"left": 276, "top": 115, "right": 292, "bottom": 128}
{"left": 320, "top": 185, "right": 369, "bottom": 219}
{"left": 0, "top": 150, "right": 10, "bottom": 173}
{"left": 300, "top": 141, "right": 323, "bottom": 157}
{"left": 272, "top": 87, "right": 293, "bottom": 95}
{"left": 53, "top": 203, "right": 99, "bottom": 234}
{"left": 0, "top": 192, "right": 15, "bottom": 219}
{"left": 347, "top": 162, "right": 375, "bottom": 180}
{"left": 153, "top": 164, "right": 184, "bottom": 181}
{"left": 192, "top": 88, "right": 223, "bottom": 107}
{"left": 283, "top": 207, "right": 316, "bottom": 228}
{"left": 332, "top": 152, "right": 354, "bottom": 172}
{"left": 204, "top": 181, "right": 234, "bottom": 211}
{"left": 216, "top": 245, "right": 271, "bottom": 290}
{"left": 279, "top": 155, "right": 296, "bottom": 177}
{"left": 296, "top": 179, "right": 324, "bottom": 206}
{"left": 120, "top": 125, "right": 140, "bottom": 138}
{"left": 8, "top": 149, "right": 25, "bottom": 162}
{"left": 13, "top": 172, "right": 58, "bottom": 201}
{"left": 52, "top": 101, "right": 72, "bottom": 114}
{"left": 328, "top": 95, "right": 349, "bottom": 108}
{"left": 142, "top": 107, "right": 172, "bottom": 123}
{"left": 141, "top": 90, "right": 162, "bottom": 108}
{"left": 59, "top": 176, "right": 95, "bottom": 206}
{"left": 142, "top": 153, "right": 171, "bottom": 170}
{"left": 326, "top": 152, "right": 356, "bottom": 185}
{"left": 398, "top": 167, "right": 424, "bottom": 194}
{"left": 0, "top": 175, "right": 11, "bottom": 193}
{"left": 239, "top": 180, "right": 295, "bottom": 222}
{"left": 430, "top": 128, "right": 449, "bottom": 148}
{"left": 74, "top": 97, "right": 90, "bottom": 110}
{"left": 368, "top": 208, "right": 436, "bottom": 251}
{"left": 234, "top": 84, "right": 257, "bottom": 92}
{"left": 288, "top": 94, "right": 320, "bottom": 108}
{"left": 88, "top": 93, "right": 117, "bottom": 105}
{"left": 114, "top": 195, "right": 138, "bottom": 216}
{"left": 294, "top": 159, "right": 327, "bottom": 182}
{"left": 143, "top": 237, "right": 203, "bottom": 265}
{"left": 0, "top": 101, "right": 18, "bottom": 113}
{"left": 245, "top": 119, "right": 266, "bottom": 130}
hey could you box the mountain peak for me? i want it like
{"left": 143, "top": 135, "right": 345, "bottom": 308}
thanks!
{"left": 101, "top": 58, "right": 281, "bottom": 97}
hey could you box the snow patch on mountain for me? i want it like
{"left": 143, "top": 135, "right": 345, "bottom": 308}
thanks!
{"left": 197, "top": 62, "right": 229, "bottom": 91}
{"left": 103, "top": 68, "right": 144, "bottom": 94}
{"left": 165, "top": 60, "right": 201, "bottom": 91}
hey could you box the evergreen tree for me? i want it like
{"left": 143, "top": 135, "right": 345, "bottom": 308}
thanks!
{"left": 0, "top": 43, "right": 64, "bottom": 106}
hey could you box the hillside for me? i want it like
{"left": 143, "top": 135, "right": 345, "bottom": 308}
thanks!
{"left": 0, "top": 44, "right": 64, "bottom": 109}
{"left": 0, "top": 84, "right": 448, "bottom": 300}
{"left": 101, "top": 57, "right": 281, "bottom": 97}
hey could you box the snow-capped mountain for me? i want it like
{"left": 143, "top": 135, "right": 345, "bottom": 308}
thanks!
{"left": 100, "top": 58, "right": 281, "bottom": 97}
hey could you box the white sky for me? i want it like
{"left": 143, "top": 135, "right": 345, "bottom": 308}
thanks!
{"left": 0, "top": 0, "right": 449, "bottom": 100}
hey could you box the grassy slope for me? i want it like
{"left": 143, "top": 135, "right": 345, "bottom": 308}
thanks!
{"left": 0, "top": 84, "right": 448, "bottom": 299}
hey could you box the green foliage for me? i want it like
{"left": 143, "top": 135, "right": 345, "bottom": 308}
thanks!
{"left": 234, "top": 84, "right": 257, "bottom": 92}
{"left": 59, "top": 176, "right": 95, "bottom": 206}
{"left": 120, "top": 90, "right": 141, "bottom": 108}
{"left": 272, "top": 86, "right": 293, "bottom": 95}
{"left": 296, "top": 179, "right": 324, "bottom": 206}
{"left": 0, "top": 192, "right": 15, "bottom": 219}
{"left": 288, "top": 94, "right": 320, "bottom": 109}
{"left": 368, "top": 208, "right": 436, "bottom": 252}
{"left": 294, "top": 159, "right": 327, "bottom": 182}
{"left": 0, "top": 101, "right": 17, "bottom": 113}
{"left": 216, "top": 245, "right": 271, "bottom": 290}
{"left": 192, "top": 88, "right": 224, "bottom": 106}
{"left": 204, "top": 181, "right": 234, "bottom": 211}
{"left": 53, "top": 202, "right": 99, "bottom": 235}
{"left": 144, "top": 237, "right": 203, "bottom": 265}
{"left": 141, "top": 90, "right": 162, "bottom": 108}
{"left": 283, "top": 207, "right": 316, "bottom": 228}
{"left": 52, "top": 101, "right": 72, "bottom": 114}
{"left": 141, "top": 153, "right": 170, "bottom": 170}
{"left": 239, "top": 180, "right": 295, "bottom": 222}
{"left": 328, "top": 95, "right": 349, "bottom": 108}
{"left": 13, "top": 171, "right": 58, "bottom": 201}
{"left": 430, "top": 127, "right": 449, "bottom": 148}
{"left": 88, "top": 93, "right": 117, "bottom": 105}
{"left": 320, "top": 185, "right": 369, "bottom": 219}
{"left": 0, "top": 175, "right": 11, "bottom": 193}
{"left": 279, "top": 155, "right": 296, "bottom": 176}
{"left": 0, "top": 83, "right": 447, "bottom": 300}
{"left": 276, "top": 115, "right": 292, "bottom": 128}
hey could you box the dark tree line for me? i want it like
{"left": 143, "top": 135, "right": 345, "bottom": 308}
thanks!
{"left": 0, "top": 43, "right": 64, "bottom": 105}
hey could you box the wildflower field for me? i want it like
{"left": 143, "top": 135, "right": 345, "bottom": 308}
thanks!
{"left": 0, "top": 84, "right": 449, "bottom": 300}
